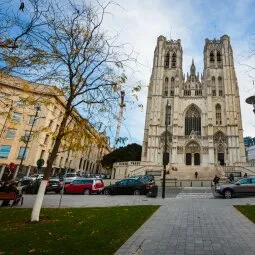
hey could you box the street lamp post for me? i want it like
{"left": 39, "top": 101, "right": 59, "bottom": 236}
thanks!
{"left": 245, "top": 95, "right": 255, "bottom": 114}
{"left": 19, "top": 105, "right": 41, "bottom": 172}
{"left": 162, "top": 100, "right": 170, "bottom": 199}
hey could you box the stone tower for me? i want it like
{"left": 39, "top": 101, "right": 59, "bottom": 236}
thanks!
{"left": 142, "top": 35, "right": 246, "bottom": 168}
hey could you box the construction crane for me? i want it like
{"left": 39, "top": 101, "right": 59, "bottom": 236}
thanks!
{"left": 114, "top": 90, "right": 125, "bottom": 148}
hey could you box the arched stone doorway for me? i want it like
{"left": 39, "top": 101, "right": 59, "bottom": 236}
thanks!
{"left": 185, "top": 142, "right": 201, "bottom": 165}
{"left": 213, "top": 131, "right": 227, "bottom": 166}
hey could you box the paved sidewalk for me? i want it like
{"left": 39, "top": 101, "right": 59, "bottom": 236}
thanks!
{"left": 115, "top": 198, "right": 255, "bottom": 255}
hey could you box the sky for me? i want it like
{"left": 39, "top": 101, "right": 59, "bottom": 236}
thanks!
{"left": 100, "top": 0, "right": 255, "bottom": 146}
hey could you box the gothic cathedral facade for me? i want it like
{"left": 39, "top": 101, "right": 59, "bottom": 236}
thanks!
{"left": 142, "top": 35, "right": 246, "bottom": 167}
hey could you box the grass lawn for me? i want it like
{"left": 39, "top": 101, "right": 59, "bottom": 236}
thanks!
{"left": 0, "top": 206, "right": 159, "bottom": 255}
{"left": 234, "top": 205, "right": 255, "bottom": 223}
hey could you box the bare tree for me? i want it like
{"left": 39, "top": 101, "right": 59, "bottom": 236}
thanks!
{"left": 1, "top": 0, "right": 138, "bottom": 221}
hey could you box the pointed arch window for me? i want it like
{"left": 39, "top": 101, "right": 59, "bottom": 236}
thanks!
{"left": 185, "top": 105, "right": 201, "bottom": 136}
{"left": 170, "top": 77, "right": 175, "bottom": 96}
{"left": 164, "top": 77, "right": 169, "bottom": 97}
{"left": 213, "top": 131, "right": 226, "bottom": 143}
{"left": 212, "top": 76, "right": 216, "bottom": 96}
{"left": 216, "top": 104, "right": 222, "bottom": 125}
{"left": 164, "top": 52, "right": 170, "bottom": 67}
{"left": 217, "top": 51, "right": 221, "bottom": 62}
{"left": 210, "top": 51, "right": 214, "bottom": 62}
{"left": 218, "top": 76, "right": 223, "bottom": 96}
{"left": 171, "top": 52, "right": 177, "bottom": 68}
{"left": 165, "top": 105, "right": 171, "bottom": 125}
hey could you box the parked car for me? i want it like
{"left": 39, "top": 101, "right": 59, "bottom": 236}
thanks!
{"left": 215, "top": 177, "right": 255, "bottom": 198}
{"left": 102, "top": 178, "right": 153, "bottom": 195}
{"left": 22, "top": 178, "right": 63, "bottom": 194}
{"left": 63, "top": 173, "right": 80, "bottom": 183}
{"left": 130, "top": 175, "right": 155, "bottom": 185}
{"left": 64, "top": 178, "right": 104, "bottom": 195}
{"left": 29, "top": 174, "right": 44, "bottom": 181}
{"left": 45, "top": 178, "right": 63, "bottom": 194}
{"left": 22, "top": 178, "right": 42, "bottom": 194}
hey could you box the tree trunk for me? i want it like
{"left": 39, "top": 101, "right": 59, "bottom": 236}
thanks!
{"left": 31, "top": 180, "right": 48, "bottom": 221}
{"left": 31, "top": 102, "right": 72, "bottom": 222}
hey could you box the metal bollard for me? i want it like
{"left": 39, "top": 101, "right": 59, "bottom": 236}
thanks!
{"left": 191, "top": 181, "right": 192, "bottom": 187}
{"left": 201, "top": 181, "right": 203, "bottom": 187}
{"left": 180, "top": 181, "right": 182, "bottom": 187}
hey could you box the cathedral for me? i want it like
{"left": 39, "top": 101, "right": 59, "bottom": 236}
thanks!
{"left": 142, "top": 35, "right": 246, "bottom": 168}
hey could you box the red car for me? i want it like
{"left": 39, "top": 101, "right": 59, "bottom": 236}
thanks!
{"left": 64, "top": 178, "right": 104, "bottom": 195}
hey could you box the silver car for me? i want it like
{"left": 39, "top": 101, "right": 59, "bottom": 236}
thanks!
{"left": 215, "top": 177, "right": 255, "bottom": 198}
{"left": 63, "top": 173, "right": 79, "bottom": 183}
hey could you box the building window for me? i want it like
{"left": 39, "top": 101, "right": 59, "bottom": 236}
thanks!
{"left": 5, "top": 129, "right": 16, "bottom": 139}
{"left": 12, "top": 112, "right": 22, "bottom": 122}
{"left": 210, "top": 51, "right": 214, "bottom": 62}
{"left": 17, "top": 147, "right": 29, "bottom": 160}
{"left": 212, "top": 90, "right": 216, "bottom": 96}
{"left": 164, "top": 52, "right": 169, "bottom": 67}
{"left": 217, "top": 51, "right": 221, "bottom": 62}
{"left": 49, "top": 120, "right": 54, "bottom": 129}
{"left": 44, "top": 134, "right": 50, "bottom": 145}
{"left": 166, "top": 105, "right": 171, "bottom": 125}
{"left": 0, "top": 145, "right": 11, "bottom": 158}
{"left": 170, "top": 77, "right": 175, "bottom": 96}
{"left": 184, "top": 90, "right": 191, "bottom": 96}
{"left": 171, "top": 52, "right": 176, "bottom": 68}
{"left": 216, "top": 104, "right": 222, "bottom": 125}
{"left": 55, "top": 124, "right": 59, "bottom": 133}
{"left": 16, "top": 99, "right": 25, "bottom": 107}
{"left": 218, "top": 76, "right": 223, "bottom": 96}
{"left": 185, "top": 105, "right": 201, "bottom": 136}
{"left": 40, "top": 150, "right": 45, "bottom": 160}
{"left": 28, "top": 115, "right": 37, "bottom": 125}
{"left": 164, "top": 77, "right": 169, "bottom": 97}
{"left": 59, "top": 157, "right": 63, "bottom": 167}
{"left": 24, "top": 131, "right": 33, "bottom": 141}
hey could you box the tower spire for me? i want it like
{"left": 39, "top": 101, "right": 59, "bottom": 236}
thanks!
{"left": 190, "top": 58, "right": 196, "bottom": 76}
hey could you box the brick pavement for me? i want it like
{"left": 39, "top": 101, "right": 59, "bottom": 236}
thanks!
{"left": 115, "top": 197, "right": 255, "bottom": 255}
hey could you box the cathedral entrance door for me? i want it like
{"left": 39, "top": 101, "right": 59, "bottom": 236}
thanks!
{"left": 218, "top": 153, "right": 224, "bottom": 166}
{"left": 194, "top": 153, "right": 200, "bottom": 165}
{"left": 186, "top": 153, "right": 192, "bottom": 165}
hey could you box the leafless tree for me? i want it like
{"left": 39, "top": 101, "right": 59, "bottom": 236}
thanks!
{"left": 1, "top": 0, "right": 139, "bottom": 221}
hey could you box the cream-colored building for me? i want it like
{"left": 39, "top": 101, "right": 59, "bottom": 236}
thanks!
{"left": 0, "top": 75, "right": 111, "bottom": 177}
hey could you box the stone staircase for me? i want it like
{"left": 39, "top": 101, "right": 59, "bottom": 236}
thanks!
{"left": 166, "top": 165, "right": 223, "bottom": 180}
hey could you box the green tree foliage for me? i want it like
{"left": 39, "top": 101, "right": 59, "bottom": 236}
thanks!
{"left": 101, "top": 143, "right": 142, "bottom": 169}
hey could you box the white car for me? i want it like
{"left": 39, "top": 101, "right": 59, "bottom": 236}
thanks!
{"left": 29, "top": 174, "right": 44, "bottom": 181}
{"left": 63, "top": 173, "right": 80, "bottom": 183}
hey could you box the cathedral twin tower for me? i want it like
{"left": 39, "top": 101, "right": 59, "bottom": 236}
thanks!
{"left": 142, "top": 35, "right": 246, "bottom": 167}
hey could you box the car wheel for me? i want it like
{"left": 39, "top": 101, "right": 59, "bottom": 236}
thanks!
{"left": 84, "top": 189, "right": 91, "bottom": 195}
{"left": 224, "top": 189, "right": 232, "bottom": 199}
{"left": 134, "top": 190, "right": 140, "bottom": 195}
{"left": 103, "top": 189, "right": 110, "bottom": 195}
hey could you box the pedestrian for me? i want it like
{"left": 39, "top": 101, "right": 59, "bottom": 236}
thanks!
{"left": 213, "top": 175, "right": 220, "bottom": 189}
{"left": 195, "top": 171, "right": 198, "bottom": 179}
{"left": 243, "top": 173, "right": 248, "bottom": 178}
{"left": 228, "top": 173, "right": 234, "bottom": 182}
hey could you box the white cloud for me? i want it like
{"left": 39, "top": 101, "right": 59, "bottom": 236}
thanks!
{"left": 99, "top": 0, "right": 255, "bottom": 145}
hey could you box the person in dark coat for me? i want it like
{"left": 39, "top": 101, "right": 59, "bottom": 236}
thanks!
{"left": 213, "top": 175, "right": 220, "bottom": 189}
{"left": 228, "top": 173, "right": 234, "bottom": 182}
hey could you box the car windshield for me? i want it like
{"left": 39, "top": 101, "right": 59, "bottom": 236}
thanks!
{"left": 66, "top": 173, "right": 76, "bottom": 177}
